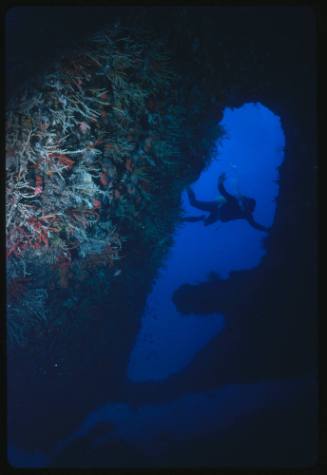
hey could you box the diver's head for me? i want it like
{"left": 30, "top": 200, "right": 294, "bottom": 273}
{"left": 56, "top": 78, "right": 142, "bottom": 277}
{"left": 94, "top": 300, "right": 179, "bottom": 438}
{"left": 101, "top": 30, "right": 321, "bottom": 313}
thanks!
{"left": 240, "top": 196, "right": 256, "bottom": 213}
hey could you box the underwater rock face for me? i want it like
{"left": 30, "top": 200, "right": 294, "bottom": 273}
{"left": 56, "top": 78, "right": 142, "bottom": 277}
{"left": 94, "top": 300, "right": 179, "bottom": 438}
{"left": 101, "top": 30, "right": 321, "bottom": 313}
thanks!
{"left": 6, "top": 23, "right": 211, "bottom": 348}
{"left": 6, "top": 15, "right": 224, "bottom": 464}
{"left": 128, "top": 102, "right": 285, "bottom": 382}
{"left": 48, "top": 375, "right": 316, "bottom": 467}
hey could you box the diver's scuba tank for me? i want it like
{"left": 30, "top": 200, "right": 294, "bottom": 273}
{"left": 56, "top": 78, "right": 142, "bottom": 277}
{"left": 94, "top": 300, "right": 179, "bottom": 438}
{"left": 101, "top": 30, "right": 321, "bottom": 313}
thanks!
{"left": 239, "top": 196, "right": 256, "bottom": 213}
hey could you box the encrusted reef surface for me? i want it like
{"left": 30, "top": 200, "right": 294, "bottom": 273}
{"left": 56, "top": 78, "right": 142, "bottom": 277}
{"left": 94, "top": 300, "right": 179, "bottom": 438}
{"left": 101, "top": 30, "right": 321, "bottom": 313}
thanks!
{"left": 6, "top": 12, "right": 223, "bottom": 451}
{"left": 6, "top": 21, "right": 222, "bottom": 349}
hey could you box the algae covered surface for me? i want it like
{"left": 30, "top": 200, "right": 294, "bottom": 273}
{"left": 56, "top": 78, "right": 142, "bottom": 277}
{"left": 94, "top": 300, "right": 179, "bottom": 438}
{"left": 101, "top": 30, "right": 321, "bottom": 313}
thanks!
{"left": 6, "top": 18, "right": 222, "bottom": 351}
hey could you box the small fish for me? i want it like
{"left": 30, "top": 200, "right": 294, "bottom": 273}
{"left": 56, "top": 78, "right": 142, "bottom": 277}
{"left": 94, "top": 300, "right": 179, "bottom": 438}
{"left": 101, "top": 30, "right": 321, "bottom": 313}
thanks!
{"left": 113, "top": 269, "right": 122, "bottom": 277}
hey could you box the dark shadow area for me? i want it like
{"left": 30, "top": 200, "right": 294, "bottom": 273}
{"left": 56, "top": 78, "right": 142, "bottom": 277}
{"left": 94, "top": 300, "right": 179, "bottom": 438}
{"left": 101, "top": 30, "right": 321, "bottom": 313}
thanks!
{"left": 5, "top": 6, "right": 143, "bottom": 99}
{"left": 52, "top": 376, "right": 317, "bottom": 468}
{"left": 172, "top": 270, "right": 262, "bottom": 316}
{"left": 168, "top": 381, "right": 318, "bottom": 468}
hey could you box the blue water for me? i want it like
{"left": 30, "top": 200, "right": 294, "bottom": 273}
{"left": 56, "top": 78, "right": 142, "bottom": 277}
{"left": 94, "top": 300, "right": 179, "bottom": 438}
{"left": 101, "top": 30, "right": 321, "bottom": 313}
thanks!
{"left": 128, "top": 102, "right": 285, "bottom": 381}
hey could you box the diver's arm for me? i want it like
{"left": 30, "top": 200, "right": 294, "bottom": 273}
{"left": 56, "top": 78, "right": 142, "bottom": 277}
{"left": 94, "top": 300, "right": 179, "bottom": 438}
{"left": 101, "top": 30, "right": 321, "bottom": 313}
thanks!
{"left": 204, "top": 209, "right": 220, "bottom": 226}
{"left": 217, "top": 174, "right": 234, "bottom": 200}
{"left": 246, "top": 214, "right": 270, "bottom": 232}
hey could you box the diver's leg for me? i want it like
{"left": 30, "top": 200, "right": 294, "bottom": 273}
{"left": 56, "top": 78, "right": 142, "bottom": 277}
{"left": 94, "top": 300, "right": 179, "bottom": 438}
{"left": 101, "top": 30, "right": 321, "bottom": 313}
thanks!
{"left": 187, "top": 187, "right": 217, "bottom": 212}
{"left": 246, "top": 215, "right": 270, "bottom": 232}
{"left": 203, "top": 209, "right": 220, "bottom": 226}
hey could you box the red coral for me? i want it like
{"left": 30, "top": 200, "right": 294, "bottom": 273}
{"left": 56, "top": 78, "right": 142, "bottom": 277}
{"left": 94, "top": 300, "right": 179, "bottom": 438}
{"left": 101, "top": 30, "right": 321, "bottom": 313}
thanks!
{"left": 99, "top": 172, "right": 109, "bottom": 186}
{"left": 93, "top": 199, "right": 101, "bottom": 209}
{"left": 49, "top": 153, "right": 75, "bottom": 169}
{"left": 58, "top": 155, "right": 75, "bottom": 168}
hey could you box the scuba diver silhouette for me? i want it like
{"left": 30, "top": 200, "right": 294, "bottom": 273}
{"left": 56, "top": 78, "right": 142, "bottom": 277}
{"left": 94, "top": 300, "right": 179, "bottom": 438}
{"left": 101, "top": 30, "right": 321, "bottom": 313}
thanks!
{"left": 184, "top": 173, "right": 270, "bottom": 232}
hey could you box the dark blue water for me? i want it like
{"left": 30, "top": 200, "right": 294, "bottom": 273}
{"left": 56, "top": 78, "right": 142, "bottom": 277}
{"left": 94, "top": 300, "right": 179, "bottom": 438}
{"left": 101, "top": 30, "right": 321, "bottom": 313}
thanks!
{"left": 128, "top": 102, "right": 284, "bottom": 381}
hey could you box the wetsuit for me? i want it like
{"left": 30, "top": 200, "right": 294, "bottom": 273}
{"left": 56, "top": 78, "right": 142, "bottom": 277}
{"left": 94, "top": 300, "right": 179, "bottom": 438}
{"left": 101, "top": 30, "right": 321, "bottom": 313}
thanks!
{"left": 185, "top": 177, "right": 269, "bottom": 232}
